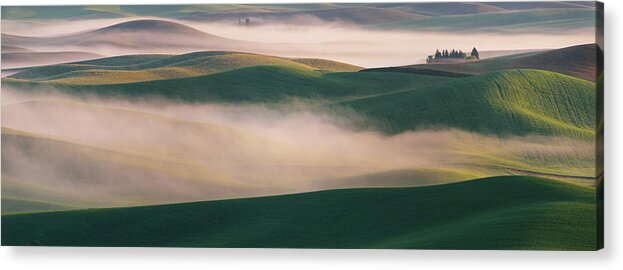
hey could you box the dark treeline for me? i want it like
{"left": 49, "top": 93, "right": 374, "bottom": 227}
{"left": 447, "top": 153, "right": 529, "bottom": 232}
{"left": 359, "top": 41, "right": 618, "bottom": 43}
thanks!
{"left": 427, "top": 47, "right": 479, "bottom": 63}
{"left": 435, "top": 49, "right": 467, "bottom": 59}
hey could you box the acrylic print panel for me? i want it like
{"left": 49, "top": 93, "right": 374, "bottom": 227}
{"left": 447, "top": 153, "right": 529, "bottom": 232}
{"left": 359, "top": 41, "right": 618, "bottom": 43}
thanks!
{"left": 0, "top": 1, "right": 604, "bottom": 250}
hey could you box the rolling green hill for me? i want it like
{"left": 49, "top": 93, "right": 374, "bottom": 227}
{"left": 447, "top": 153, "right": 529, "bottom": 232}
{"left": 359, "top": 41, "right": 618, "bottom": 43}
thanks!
{"left": 3, "top": 4, "right": 594, "bottom": 32}
{"left": 183, "top": 6, "right": 426, "bottom": 25}
{"left": 8, "top": 52, "right": 362, "bottom": 84}
{"left": 370, "top": 2, "right": 507, "bottom": 16}
{"left": 2, "top": 20, "right": 242, "bottom": 53}
{"left": 4, "top": 64, "right": 450, "bottom": 103}
{"left": 1, "top": 176, "right": 597, "bottom": 250}
{"left": 378, "top": 8, "right": 596, "bottom": 34}
{"left": 371, "top": 2, "right": 593, "bottom": 16}
{"left": 340, "top": 69, "right": 596, "bottom": 138}
{"left": 4, "top": 65, "right": 595, "bottom": 139}
{"left": 395, "top": 44, "right": 601, "bottom": 82}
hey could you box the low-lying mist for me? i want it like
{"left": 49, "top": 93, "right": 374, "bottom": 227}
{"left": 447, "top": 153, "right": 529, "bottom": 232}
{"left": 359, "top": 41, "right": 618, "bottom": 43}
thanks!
{"left": 1, "top": 88, "right": 595, "bottom": 208}
{"left": 2, "top": 17, "right": 596, "bottom": 67}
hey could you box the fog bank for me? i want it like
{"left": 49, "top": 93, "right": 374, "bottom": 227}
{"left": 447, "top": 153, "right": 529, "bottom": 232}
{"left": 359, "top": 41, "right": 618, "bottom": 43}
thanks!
{"left": 1, "top": 89, "right": 595, "bottom": 208}
{"left": 2, "top": 18, "right": 595, "bottom": 67}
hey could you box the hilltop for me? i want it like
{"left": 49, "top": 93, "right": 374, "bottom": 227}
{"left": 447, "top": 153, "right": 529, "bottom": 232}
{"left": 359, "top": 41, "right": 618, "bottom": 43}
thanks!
{"left": 1, "top": 19, "right": 239, "bottom": 51}
{"left": 92, "top": 19, "right": 206, "bottom": 35}
{"left": 390, "top": 43, "right": 601, "bottom": 82}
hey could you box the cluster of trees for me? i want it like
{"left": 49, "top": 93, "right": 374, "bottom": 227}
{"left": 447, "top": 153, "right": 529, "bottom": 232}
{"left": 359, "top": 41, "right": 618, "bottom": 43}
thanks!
{"left": 435, "top": 49, "right": 468, "bottom": 59}
{"left": 238, "top": 17, "right": 251, "bottom": 26}
{"left": 427, "top": 47, "right": 480, "bottom": 63}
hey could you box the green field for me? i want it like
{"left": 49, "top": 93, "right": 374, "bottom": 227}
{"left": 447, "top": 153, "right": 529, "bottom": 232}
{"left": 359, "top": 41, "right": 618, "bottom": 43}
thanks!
{"left": 340, "top": 69, "right": 596, "bottom": 138}
{"left": 393, "top": 44, "right": 601, "bottom": 82}
{"left": 1, "top": 176, "right": 597, "bottom": 249}
{"left": 3, "top": 46, "right": 597, "bottom": 140}
{"left": 378, "top": 8, "right": 596, "bottom": 33}
{"left": 7, "top": 51, "right": 362, "bottom": 84}
{"left": 2, "top": 4, "right": 594, "bottom": 33}
{"left": 1, "top": 40, "right": 600, "bottom": 250}
{"left": 3, "top": 64, "right": 451, "bottom": 104}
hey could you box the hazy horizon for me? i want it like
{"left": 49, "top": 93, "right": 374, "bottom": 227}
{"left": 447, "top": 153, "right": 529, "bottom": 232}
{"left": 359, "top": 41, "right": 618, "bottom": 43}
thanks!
{"left": 1, "top": 16, "right": 596, "bottom": 68}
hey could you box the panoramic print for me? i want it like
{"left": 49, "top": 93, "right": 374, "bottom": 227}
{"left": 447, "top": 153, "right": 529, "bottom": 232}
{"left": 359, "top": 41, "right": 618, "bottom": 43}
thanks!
{"left": 1, "top": 1, "right": 604, "bottom": 250}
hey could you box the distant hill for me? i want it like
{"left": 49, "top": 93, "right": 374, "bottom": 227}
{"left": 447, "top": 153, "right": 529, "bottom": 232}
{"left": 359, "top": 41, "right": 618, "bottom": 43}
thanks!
{"left": 2, "top": 51, "right": 102, "bottom": 69}
{"left": 92, "top": 19, "right": 206, "bottom": 35}
{"left": 388, "top": 44, "right": 601, "bottom": 82}
{"left": 370, "top": 1, "right": 593, "bottom": 16}
{"left": 1, "top": 176, "right": 597, "bottom": 250}
{"left": 1, "top": 19, "right": 240, "bottom": 51}
{"left": 483, "top": 1, "right": 596, "bottom": 10}
{"left": 370, "top": 2, "right": 506, "bottom": 16}
{"left": 3, "top": 63, "right": 448, "bottom": 102}
{"left": 182, "top": 6, "right": 426, "bottom": 25}
{"left": 377, "top": 8, "right": 596, "bottom": 34}
{"left": 7, "top": 52, "right": 362, "bottom": 84}
{"left": 2, "top": 4, "right": 594, "bottom": 30}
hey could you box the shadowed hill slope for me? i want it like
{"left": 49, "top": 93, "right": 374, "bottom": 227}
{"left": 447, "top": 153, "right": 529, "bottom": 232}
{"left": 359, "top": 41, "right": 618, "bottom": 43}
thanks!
{"left": 1, "top": 176, "right": 597, "bottom": 250}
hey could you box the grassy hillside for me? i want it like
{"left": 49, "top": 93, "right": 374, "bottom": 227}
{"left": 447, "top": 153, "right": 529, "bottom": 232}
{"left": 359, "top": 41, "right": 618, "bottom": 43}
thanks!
{"left": 372, "top": 2, "right": 592, "bottom": 16}
{"left": 371, "top": 2, "right": 507, "bottom": 16}
{"left": 8, "top": 52, "right": 362, "bottom": 84}
{"left": 4, "top": 66, "right": 595, "bottom": 139}
{"left": 184, "top": 6, "right": 425, "bottom": 24}
{"left": 4, "top": 65, "right": 450, "bottom": 103}
{"left": 340, "top": 69, "right": 596, "bottom": 138}
{"left": 3, "top": 4, "right": 594, "bottom": 31}
{"left": 291, "top": 58, "right": 363, "bottom": 72}
{"left": 361, "top": 67, "right": 471, "bottom": 77}
{"left": 378, "top": 8, "right": 595, "bottom": 34}
{"left": 399, "top": 44, "right": 601, "bottom": 82}
{"left": 319, "top": 167, "right": 484, "bottom": 189}
{"left": 1, "top": 176, "right": 597, "bottom": 250}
